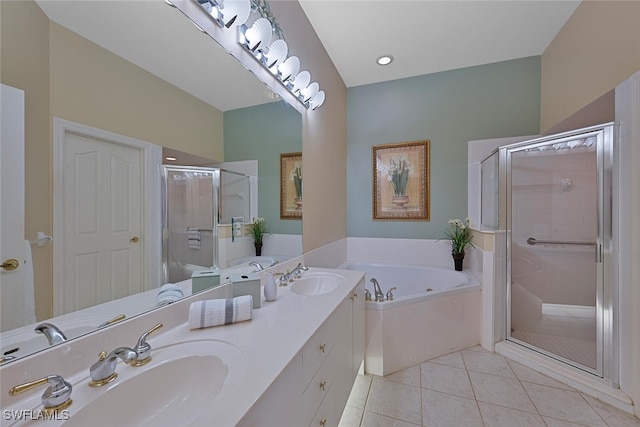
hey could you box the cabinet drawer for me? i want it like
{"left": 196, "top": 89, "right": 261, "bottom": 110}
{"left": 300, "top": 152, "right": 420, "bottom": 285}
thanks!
{"left": 308, "top": 382, "right": 339, "bottom": 427}
{"left": 303, "top": 349, "right": 335, "bottom": 426}
{"left": 302, "top": 314, "right": 335, "bottom": 387}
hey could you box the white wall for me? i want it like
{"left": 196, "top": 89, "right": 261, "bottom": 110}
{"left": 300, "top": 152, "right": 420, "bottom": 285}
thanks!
{"left": 615, "top": 71, "right": 640, "bottom": 416}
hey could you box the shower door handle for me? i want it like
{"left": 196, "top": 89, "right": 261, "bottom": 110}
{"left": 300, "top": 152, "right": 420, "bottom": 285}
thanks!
{"left": 595, "top": 243, "right": 602, "bottom": 263}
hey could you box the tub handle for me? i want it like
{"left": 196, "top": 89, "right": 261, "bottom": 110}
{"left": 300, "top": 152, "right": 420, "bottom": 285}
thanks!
{"left": 386, "top": 287, "right": 397, "bottom": 301}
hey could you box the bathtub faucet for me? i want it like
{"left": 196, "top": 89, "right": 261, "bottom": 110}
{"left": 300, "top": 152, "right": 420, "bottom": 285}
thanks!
{"left": 370, "top": 278, "right": 385, "bottom": 302}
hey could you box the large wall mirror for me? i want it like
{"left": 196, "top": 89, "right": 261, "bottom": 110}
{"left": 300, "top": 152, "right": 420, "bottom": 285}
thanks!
{"left": 0, "top": 0, "right": 302, "bottom": 363}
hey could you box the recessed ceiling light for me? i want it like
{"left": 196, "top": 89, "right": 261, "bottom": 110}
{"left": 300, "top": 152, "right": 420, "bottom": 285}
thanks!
{"left": 165, "top": 156, "right": 177, "bottom": 161}
{"left": 376, "top": 55, "right": 394, "bottom": 66}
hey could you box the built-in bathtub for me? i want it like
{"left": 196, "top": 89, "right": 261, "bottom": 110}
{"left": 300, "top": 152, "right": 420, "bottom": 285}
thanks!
{"left": 339, "top": 261, "right": 482, "bottom": 376}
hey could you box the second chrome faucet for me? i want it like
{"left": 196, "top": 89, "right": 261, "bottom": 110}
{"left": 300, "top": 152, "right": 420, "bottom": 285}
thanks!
{"left": 277, "top": 263, "right": 309, "bottom": 285}
{"left": 88, "top": 323, "right": 163, "bottom": 386}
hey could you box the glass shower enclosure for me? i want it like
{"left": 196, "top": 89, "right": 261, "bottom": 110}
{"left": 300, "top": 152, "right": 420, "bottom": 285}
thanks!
{"left": 500, "top": 124, "right": 615, "bottom": 380}
{"left": 161, "top": 165, "right": 251, "bottom": 284}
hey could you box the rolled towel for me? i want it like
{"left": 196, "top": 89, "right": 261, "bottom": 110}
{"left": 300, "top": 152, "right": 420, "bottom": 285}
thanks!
{"left": 188, "top": 295, "right": 253, "bottom": 329}
{"left": 156, "top": 283, "right": 184, "bottom": 307}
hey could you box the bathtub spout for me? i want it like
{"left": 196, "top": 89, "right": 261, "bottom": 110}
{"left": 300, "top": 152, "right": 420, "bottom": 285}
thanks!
{"left": 370, "top": 278, "right": 385, "bottom": 302}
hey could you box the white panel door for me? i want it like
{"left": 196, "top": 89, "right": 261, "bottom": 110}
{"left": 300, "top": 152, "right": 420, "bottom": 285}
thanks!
{"left": 60, "top": 133, "right": 142, "bottom": 314}
{"left": 0, "top": 85, "right": 26, "bottom": 331}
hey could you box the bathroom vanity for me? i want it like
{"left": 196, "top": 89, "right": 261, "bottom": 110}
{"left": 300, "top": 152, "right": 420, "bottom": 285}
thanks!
{"left": 0, "top": 266, "right": 365, "bottom": 427}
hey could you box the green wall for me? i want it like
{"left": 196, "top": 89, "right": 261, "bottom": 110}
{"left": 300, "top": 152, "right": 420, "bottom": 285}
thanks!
{"left": 347, "top": 56, "right": 541, "bottom": 238}
{"left": 224, "top": 101, "right": 302, "bottom": 235}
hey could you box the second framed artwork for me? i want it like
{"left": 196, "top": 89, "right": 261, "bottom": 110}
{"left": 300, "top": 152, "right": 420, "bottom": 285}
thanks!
{"left": 280, "top": 152, "right": 303, "bottom": 219}
{"left": 372, "top": 140, "right": 430, "bottom": 221}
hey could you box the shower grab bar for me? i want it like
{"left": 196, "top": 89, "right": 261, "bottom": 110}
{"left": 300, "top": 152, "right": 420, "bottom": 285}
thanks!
{"left": 526, "top": 237, "right": 595, "bottom": 246}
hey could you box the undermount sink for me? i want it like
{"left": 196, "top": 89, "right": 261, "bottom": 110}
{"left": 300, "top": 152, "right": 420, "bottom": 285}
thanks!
{"left": 290, "top": 272, "right": 344, "bottom": 296}
{"left": 5, "top": 340, "right": 246, "bottom": 427}
{"left": 62, "top": 340, "right": 245, "bottom": 427}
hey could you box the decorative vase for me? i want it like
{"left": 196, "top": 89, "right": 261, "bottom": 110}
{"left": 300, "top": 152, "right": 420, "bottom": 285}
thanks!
{"left": 294, "top": 197, "right": 303, "bottom": 210}
{"left": 254, "top": 241, "right": 262, "bottom": 256}
{"left": 391, "top": 195, "right": 409, "bottom": 209}
{"left": 264, "top": 272, "right": 277, "bottom": 302}
{"left": 452, "top": 251, "right": 465, "bottom": 271}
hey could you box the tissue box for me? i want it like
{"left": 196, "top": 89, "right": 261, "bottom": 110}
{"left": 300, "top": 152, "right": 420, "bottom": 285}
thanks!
{"left": 191, "top": 269, "right": 221, "bottom": 294}
{"left": 225, "top": 272, "right": 261, "bottom": 309}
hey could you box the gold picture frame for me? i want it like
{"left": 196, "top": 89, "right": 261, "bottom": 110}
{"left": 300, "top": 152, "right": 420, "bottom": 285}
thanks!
{"left": 372, "top": 140, "right": 430, "bottom": 221}
{"left": 280, "top": 152, "right": 303, "bottom": 219}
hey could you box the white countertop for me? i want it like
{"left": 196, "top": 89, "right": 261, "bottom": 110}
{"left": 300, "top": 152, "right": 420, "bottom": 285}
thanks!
{"left": 0, "top": 267, "right": 365, "bottom": 427}
{"left": 183, "top": 267, "right": 364, "bottom": 426}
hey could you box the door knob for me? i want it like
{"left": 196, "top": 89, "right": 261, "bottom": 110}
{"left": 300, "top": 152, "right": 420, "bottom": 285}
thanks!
{"left": 130, "top": 236, "right": 139, "bottom": 243}
{"left": 1, "top": 259, "right": 19, "bottom": 271}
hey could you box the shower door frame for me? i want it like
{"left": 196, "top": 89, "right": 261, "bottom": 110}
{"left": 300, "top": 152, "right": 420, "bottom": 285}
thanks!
{"left": 160, "top": 165, "right": 221, "bottom": 285}
{"left": 502, "top": 123, "right": 616, "bottom": 382}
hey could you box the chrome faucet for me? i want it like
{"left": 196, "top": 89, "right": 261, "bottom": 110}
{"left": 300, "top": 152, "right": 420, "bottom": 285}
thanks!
{"left": 290, "top": 263, "right": 308, "bottom": 278}
{"left": 89, "top": 347, "right": 137, "bottom": 386}
{"left": 386, "top": 287, "right": 397, "bottom": 301}
{"left": 277, "top": 263, "right": 308, "bottom": 285}
{"left": 370, "top": 278, "right": 384, "bottom": 302}
{"left": 130, "top": 323, "right": 163, "bottom": 367}
{"left": 249, "top": 261, "right": 265, "bottom": 271}
{"left": 35, "top": 323, "right": 67, "bottom": 345}
{"left": 9, "top": 375, "right": 73, "bottom": 411}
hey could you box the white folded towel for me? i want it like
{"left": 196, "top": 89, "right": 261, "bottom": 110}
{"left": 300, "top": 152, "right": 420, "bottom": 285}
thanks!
{"left": 188, "top": 295, "right": 253, "bottom": 329}
{"left": 156, "top": 283, "right": 184, "bottom": 307}
{"left": 187, "top": 227, "right": 201, "bottom": 249}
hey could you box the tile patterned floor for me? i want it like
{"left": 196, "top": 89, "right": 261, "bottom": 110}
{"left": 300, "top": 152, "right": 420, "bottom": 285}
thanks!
{"left": 338, "top": 346, "right": 640, "bottom": 427}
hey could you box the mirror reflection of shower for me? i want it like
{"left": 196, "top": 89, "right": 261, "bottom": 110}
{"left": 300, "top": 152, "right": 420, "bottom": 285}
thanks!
{"left": 161, "top": 166, "right": 252, "bottom": 284}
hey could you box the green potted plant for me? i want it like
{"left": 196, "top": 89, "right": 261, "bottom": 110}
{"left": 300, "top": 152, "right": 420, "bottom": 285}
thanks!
{"left": 247, "top": 217, "right": 269, "bottom": 256}
{"left": 441, "top": 218, "right": 474, "bottom": 271}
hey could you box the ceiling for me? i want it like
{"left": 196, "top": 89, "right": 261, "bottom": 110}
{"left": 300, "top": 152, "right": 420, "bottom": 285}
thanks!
{"left": 35, "top": 0, "right": 279, "bottom": 112}
{"left": 35, "top": 0, "right": 581, "bottom": 111}
{"left": 299, "top": 0, "right": 581, "bottom": 88}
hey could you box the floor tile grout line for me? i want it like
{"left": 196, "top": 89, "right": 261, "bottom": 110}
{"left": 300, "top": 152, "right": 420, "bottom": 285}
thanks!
{"left": 361, "top": 410, "right": 421, "bottom": 426}
{"left": 348, "top": 347, "right": 638, "bottom": 427}
{"left": 576, "top": 391, "right": 612, "bottom": 427}
{"left": 461, "top": 350, "right": 488, "bottom": 427}
{"left": 357, "top": 375, "right": 374, "bottom": 427}
{"left": 542, "top": 414, "right": 603, "bottom": 427}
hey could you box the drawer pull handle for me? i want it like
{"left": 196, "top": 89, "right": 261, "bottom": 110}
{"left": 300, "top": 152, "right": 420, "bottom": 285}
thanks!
{"left": 320, "top": 380, "right": 326, "bottom": 391}
{"left": 319, "top": 344, "right": 326, "bottom": 353}
{"left": 320, "top": 419, "right": 327, "bottom": 426}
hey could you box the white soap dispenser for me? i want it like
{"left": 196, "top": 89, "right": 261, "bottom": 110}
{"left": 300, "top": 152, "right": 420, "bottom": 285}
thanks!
{"left": 263, "top": 272, "right": 277, "bottom": 302}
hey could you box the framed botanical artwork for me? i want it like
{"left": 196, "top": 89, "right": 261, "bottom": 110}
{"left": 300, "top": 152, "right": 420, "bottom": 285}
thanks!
{"left": 280, "top": 152, "right": 303, "bottom": 219}
{"left": 372, "top": 140, "right": 430, "bottom": 221}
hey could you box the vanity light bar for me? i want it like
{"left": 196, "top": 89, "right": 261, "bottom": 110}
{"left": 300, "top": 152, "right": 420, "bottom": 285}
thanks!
{"left": 192, "top": 0, "right": 325, "bottom": 110}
